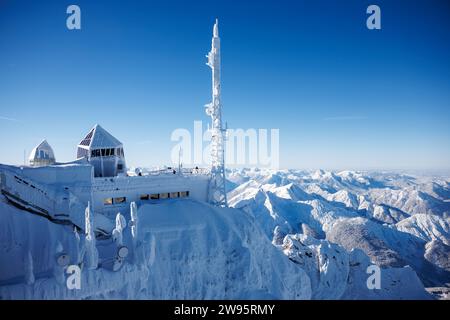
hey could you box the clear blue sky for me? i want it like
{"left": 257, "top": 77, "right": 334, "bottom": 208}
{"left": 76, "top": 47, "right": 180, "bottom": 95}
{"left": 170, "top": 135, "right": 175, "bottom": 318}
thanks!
{"left": 1, "top": 0, "right": 449, "bottom": 170}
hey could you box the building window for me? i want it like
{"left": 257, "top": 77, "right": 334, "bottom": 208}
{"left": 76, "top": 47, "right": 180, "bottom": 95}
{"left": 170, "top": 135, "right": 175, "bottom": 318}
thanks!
{"left": 170, "top": 192, "right": 179, "bottom": 198}
{"left": 150, "top": 194, "right": 159, "bottom": 199}
{"left": 114, "top": 197, "right": 126, "bottom": 204}
{"left": 160, "top": 193, "right": 169, "bottom": 199}
{"left": 101, "top": 149, "right": 106, "bottom": 157}
{"left": 117, "top": 164, "right": 123, "bottom": 170}
{"left": 180, "top": 191, "right": 189, "bottom": 197}
{"left": 91, "top": 149, "right": 102, "bottom": 158}
{"left": 77, "top": 148, "right": 88, "bottom": 159}
{"left": 110, "top": 148, "right": 115, "bottom": 156}
{"left": 104, "top": 198, "right": 113, "bottom": 205}
{"left": 140, "top": 194, "right": 149, "bottom": 200}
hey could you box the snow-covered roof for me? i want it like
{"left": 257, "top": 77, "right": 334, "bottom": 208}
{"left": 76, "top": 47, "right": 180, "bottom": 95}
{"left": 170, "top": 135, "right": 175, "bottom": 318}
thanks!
{"left": 78, "top": 124, "right": 122, "bottom": 149}
{"left": 29, "top": 139, "right": 55, "bottom": 162}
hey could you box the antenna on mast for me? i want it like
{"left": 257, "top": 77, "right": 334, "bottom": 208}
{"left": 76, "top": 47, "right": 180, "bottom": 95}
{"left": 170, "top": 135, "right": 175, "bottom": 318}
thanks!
{"left": 205, "top": 19, "right": 227, "bottom": 207}
{"left": 178, "top": 146, "right": 182, "bottom": 174}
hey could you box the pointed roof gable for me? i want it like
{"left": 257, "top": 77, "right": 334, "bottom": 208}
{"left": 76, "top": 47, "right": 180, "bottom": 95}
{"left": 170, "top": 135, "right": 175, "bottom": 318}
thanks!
{"left": 29, "top": 139, "right": 55, "bottom": 161}
{"left": 78, "top": 124, "right": 122, "bottom": 149}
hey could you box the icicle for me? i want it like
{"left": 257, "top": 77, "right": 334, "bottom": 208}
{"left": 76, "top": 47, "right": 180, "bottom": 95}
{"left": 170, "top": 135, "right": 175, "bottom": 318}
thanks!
{"left": 84, "top": 201, "right": 98, "bottom": 270}
{"left": 73, "top": 226, "right": 82, "bottom": 264}
{"left": 129, "top": 201, "right": 141, "bottom": 264}
{"left": 112, "top": 213, "right": 126, "bottom": 247}
{"left": 24, "top": 250, "right": 35, "bottom": 285}
{"left": 130, "top": 202, "right": 138, "bottom": 240}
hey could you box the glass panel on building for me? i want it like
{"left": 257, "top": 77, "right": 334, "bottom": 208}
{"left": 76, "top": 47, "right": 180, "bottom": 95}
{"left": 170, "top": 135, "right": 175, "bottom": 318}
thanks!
{"left": 180, "top": 191, "right": 189, "bottom": 197}
{"left": 114, "top": 197, "right": 126, "bottom": 204}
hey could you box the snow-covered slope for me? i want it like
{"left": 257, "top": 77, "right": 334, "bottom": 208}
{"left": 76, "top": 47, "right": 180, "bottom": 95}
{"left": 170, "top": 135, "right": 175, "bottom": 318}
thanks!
{"left": 227, "top": 169, "right": 450, "bottom": 296}
{"left": 280, "top": 233, "right": 430, "bottom": 299}
{"left": 396, "top": 214, "right": 450, "bottom": 245}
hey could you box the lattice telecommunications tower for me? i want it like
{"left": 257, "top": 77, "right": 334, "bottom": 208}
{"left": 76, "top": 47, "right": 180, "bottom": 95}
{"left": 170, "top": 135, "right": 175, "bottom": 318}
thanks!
{"left": 205, "top": 19, "right": 227, "bottom": 207}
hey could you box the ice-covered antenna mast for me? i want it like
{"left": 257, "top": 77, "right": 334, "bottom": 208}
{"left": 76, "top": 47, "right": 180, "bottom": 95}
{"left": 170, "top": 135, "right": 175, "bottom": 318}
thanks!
{"left": 205, "top": 19, "right": 227, "bottom": 207}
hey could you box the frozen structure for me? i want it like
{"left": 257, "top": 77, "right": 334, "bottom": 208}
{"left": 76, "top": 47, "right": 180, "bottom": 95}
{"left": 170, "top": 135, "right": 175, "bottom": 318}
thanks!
{"left": 0, "top": 21, "right": 440, "bottom": 300}
{"left": 0, "top": 21, "right": 229, "bottom": 298}
{"left": 0, "top": 24, "right": 238, "bottom": 225}
{"left": 205, "top": 19, "right": 228, "bottom": 207}
{"left": 0, "top": 124, "right": 210, "bottom": 231}
{"left": 29, "top": 140, "right": 56, "bottom": 167}
{"left": 76, "top": 124, "right": 126, "bottom": 178}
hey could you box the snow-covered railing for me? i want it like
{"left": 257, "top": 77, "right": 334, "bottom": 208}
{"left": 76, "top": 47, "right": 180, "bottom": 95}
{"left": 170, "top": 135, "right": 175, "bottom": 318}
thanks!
{"left": 0, "top": 167, "right": 57, "bottom": 218}
{"left": 127, "top": 167, "right": 210, "bottom": 177}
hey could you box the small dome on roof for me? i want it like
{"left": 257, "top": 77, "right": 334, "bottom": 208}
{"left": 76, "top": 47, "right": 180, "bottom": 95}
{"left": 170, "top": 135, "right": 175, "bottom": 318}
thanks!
{"left": 29, "top": 140, "right": 56, "bottom": 167}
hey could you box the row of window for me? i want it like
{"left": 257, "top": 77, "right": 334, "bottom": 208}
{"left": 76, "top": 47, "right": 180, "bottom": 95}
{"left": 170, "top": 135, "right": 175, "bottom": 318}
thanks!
{"left": 140, "top": 191, "right": 189, "bottom": 200}
{"left": 104, "top": 197, "right": 126, "bottom": 205}
{"left": 91, "top": 148, "right": 124, "bottom": 158}
{"left": 37, "top": 150, "right": 52, "bottom": 159}
{"left": 103, "top": 191, "right": 189, "bottom": 206}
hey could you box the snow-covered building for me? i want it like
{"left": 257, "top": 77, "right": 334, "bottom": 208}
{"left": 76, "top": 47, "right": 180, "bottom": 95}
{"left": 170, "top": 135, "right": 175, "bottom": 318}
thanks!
{"left": 28, "top": 140, "right": 56, "bottom": 167}
{"left": 0, "top": 122, "right": 210, "bottom": 232}
{"left": 76, "top": 124, "right": 126, "bottom": 178}
{"left": 0, "top": 21, "right": 224, "bottom": 235}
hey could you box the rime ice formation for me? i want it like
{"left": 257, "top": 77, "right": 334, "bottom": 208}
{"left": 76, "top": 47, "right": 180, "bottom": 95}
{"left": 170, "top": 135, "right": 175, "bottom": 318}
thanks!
{"left": 205, "top": 19, "right": 227, "bottom": 207}
{"left": 0, "top": 19, "right": 447, "bottom": 299}
{"left": 1, "top": 169, "right": 448, "bottom": 299}
{"left": 84, "top": 202, "right": 99, "bottom": 270}
{"left": 0, "top": 199, "right": 311, "bottom": 299}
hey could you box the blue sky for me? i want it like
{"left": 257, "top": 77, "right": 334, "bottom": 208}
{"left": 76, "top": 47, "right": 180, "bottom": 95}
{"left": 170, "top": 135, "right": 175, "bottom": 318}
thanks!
{"left": 1, "top": 0, "right": 449, "bottom": 170}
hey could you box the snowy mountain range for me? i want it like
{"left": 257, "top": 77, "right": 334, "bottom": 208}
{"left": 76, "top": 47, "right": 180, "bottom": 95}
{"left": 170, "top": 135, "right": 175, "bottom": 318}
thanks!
{"left": 0, "top": 169, "right": 448, "bottom": 299}
{"left": 228, "top": 168, "right": 450, "bottom": 299}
